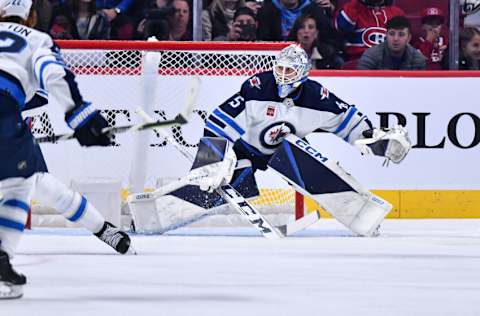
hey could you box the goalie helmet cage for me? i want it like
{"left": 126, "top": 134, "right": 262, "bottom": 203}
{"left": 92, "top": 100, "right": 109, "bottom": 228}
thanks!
{"left": 28, "top": 40, "right": 305, "bottom": 229}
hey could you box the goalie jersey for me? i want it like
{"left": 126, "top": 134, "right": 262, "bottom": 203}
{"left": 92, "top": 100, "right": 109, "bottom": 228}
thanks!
{"left": 204, "top": 71, "right": 373, "bottom": 170}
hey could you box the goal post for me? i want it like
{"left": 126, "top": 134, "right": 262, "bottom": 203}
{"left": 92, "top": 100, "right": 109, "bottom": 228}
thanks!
{"left": 27, "top": 40, "right": 307, "bottom": 229}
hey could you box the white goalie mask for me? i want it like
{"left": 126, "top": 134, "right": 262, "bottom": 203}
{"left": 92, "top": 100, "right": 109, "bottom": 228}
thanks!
{"left": 273, "top": 44, "right": 312, "bottom": 98}
{"left": 0, "top": 0, "right": 32, "bottom": 20}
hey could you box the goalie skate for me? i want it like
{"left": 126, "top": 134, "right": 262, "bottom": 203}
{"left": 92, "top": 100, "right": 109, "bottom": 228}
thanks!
{"left": 0, "top": 251, "right": 26, "bottom": 299}
{"left": 95, "top": 222, "right": 136, "bottom": 254}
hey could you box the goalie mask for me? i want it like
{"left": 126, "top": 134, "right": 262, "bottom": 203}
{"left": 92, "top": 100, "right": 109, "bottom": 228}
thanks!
{"left": 0, "top": 0, "right": 32, "bottom": 20}
{"left": 273, "top": 44, "right": 311, "bottom": 98}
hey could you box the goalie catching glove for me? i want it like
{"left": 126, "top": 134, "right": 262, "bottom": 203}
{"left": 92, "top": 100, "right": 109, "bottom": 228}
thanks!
{"left": 354, "top": 125, "right": 411, "bottom": 165}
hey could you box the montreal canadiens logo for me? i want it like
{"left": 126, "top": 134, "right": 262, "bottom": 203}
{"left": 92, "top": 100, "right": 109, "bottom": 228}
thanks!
{"left": 362, "top": 27, "right": 386, "bottom": 47}
{"left": 260, "top": 122, "right": 296, "bottom": 149}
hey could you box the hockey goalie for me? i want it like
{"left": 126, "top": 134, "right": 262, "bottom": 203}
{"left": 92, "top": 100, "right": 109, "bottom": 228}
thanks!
{"left": 129, "top": 44, "right": 411, "bottom": 237}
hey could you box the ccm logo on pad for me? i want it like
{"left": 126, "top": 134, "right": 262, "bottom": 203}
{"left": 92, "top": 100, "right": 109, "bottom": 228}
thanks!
{"left": 295, "top": 139, "right": 328, "bottom": 163}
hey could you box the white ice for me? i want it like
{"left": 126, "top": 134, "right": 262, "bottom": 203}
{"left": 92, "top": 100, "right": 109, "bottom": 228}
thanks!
{"left": 3, "top": 219, "right": 480, "bottom": 316}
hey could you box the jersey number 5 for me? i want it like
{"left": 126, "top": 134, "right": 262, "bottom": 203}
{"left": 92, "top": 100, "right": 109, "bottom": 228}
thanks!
{"left": 0, "top": 31, "right": 27, "bottom": 53}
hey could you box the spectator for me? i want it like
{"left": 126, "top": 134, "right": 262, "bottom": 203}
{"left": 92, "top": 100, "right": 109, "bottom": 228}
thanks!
{"left": 49, "top": 5, "right": 79, "bottom": 39}
{"left": 48, "top": 1, "right": 110, "bottom": 40}
{"left": 202, "top": 0, "right": 246, "bottom": 41}
{"left": 288, "top": 13, "right": 343, "bottom": 69}
{"left": 135, "top": 0, "right": 171, "bottom": 39}
{"left": 244, "top": 0, "right": 263, "bottom": 15}
{"left": 313, "top": 0, "right": 336, "bottom": 16}
{"left": 142, "top": 0, "right": 192, "bottom": 40}
{"left": 413, "top": 7, "right": 448, "bottom": 70}
{"left": 459, "top": 27, "right": 480, "bottom": 70}
{"left": 74, "top": 0, "right": 110, "bottom": 39}
{"left": 335, "top": 0, "right": 405, "bottom": 61}
{"left": 223, "top": 6, "right": 258, "bottom": 41}
{"left": 169, "top": 0, "right": 192, "bottom": 40}
{"left": 35, "top": 0, "right": 57, "bottom": 32}
{"left": 357, "top": 15, "right": 426, "bottom": 70}
{"left": 96, "top": 0, "right": 135, "bottom": 39}
{"left": 256, "top": 0, "right": 336, "bottom": 43}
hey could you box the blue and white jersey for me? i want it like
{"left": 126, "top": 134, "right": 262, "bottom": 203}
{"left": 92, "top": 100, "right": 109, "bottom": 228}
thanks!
{"left": 0, "top": 22, "right": 86, "bottom": 180}
{"left": 0, "top": 22, "right": 84, "bottom": 111}
{"left": 204, "top": 71, "right": 373, "bottom": 157}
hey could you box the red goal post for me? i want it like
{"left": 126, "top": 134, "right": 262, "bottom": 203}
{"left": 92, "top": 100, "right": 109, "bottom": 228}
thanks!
{"left": 28, "top": 40, "right": 306, "bottom": 228}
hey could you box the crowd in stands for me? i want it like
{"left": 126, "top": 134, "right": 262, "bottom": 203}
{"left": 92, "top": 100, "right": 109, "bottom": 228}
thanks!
{"left": 33, "top": 0, "right": 480, "bottom": 70}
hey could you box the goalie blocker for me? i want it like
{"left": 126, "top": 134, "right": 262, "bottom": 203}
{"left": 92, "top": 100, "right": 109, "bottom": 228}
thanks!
{"left": 268, "top": 135, "right": 392, "bottom": 237}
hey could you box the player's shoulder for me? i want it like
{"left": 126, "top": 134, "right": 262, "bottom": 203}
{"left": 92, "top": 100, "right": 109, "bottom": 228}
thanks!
{"left": 240, "top": 71, "right": 278, "bottom": 101}
{"left": 297, "top": 79, "right": 345, "bottom": 114}
{"left": 0, "top": 22, "right": 54, "bottom": 48}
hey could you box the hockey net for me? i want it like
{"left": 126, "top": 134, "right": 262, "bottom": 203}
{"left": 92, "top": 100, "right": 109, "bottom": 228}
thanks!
{"left": 28, "top": 41, "right": 305, "bottom": 229}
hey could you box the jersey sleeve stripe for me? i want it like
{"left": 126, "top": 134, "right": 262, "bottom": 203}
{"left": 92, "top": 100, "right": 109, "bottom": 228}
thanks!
{"left": 333, "top": 107, "right": 358, "bottom": 135}
{"left": 207, "top": 115, "right": 226, "bottom": 129}
{"left": 205, "top": 122, "right": 234, "bottom": 143}
{"left": 336, "top": 10, "right": 355, "bottom": 31}
{"left": 343, "top": 115, "right": 366, "bottom": 142}
{"left": 213, "top": 109, "right": 245, "bottom": 135}
{"left": 38, "top": 60, "right": 66, "bottom": 90}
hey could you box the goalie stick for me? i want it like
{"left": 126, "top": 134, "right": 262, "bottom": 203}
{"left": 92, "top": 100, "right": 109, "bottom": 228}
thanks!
{"left": 35, "top": 77, "right": 200, "bottom": 144}
{"left": 134, "top": 108, "right": 283, "bottom": 239}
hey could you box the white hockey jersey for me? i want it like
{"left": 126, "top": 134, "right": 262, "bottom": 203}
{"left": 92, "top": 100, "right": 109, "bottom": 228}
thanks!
{"left": 204, "top": 71, "right": 373, "bottom": 169}
{"left": 0, "top": 22, "right": 82, "bottom": 111}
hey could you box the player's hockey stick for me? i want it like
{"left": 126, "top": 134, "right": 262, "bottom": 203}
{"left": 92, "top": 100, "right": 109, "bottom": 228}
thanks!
{"left": 134, "top": 108, "right": 283, "bottom": 239}
{"left": 35, "top": 77, "right": 200, "bottom": 144}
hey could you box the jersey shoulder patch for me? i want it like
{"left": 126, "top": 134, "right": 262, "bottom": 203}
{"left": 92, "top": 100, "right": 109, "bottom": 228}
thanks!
{"left": 241, "top": 71, "right": 279, "bottom": 102}
{"left": 296, "top": 80, "right": 349, "bottom": 114}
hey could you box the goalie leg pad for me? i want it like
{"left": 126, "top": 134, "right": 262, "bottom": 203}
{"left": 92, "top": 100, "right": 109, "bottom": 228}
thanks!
{"left": 129, "top": 160, "right": 259, "bottom": 234}
{"left": 268, "top": 135, "right": 392, "bottom": 237}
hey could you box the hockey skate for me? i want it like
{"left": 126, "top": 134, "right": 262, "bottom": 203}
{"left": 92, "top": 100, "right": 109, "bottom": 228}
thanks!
{"left": 95, "top": 222, "right": 136, "bottom": 255}
{"left": 0, "top": 250, "right": 26, "bottom": 299}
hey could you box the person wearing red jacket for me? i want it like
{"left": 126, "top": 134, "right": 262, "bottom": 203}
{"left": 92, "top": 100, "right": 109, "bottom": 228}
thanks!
{"left": 335, "top": 0, "right": 405, "bottom": 61}
{"left": 413, "top": 7, "right": 448, "bottom": 70}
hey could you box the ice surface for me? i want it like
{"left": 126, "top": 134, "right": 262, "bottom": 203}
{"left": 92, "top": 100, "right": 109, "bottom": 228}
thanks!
{"left": 3, "top": 219, "right": 480, "bottom": 316}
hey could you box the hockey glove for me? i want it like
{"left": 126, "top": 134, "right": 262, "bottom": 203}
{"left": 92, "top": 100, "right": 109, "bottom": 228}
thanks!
{"left": 65, "top": 102, "right": 112, "bottom": 147}
{"left": 354, "top": 125, "right": 411, "bottom": 165}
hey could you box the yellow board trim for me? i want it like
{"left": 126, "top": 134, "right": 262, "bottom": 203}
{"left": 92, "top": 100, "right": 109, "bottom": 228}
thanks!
{"left": 120, "top": 188, "right": 480, "bottom": 218}
{"left": 305, "top": 190, "right": 480, "bottom": 218}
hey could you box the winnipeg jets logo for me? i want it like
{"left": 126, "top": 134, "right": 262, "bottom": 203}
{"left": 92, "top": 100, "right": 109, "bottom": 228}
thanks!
{"left": 249, "top": 76, "right": 261, "bottom": 90}
{"left": 320, "top": 87, "right": 329, "bottom": 100}
{"left": 269, "top": 126, "right": 288, "bottom": 142}
{"left": 260, "top": 122, "right": 296, "bottom": 149}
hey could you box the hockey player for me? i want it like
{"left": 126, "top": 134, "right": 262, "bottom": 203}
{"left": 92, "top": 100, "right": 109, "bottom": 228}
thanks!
{"left": 140, "top": 44, "right": 410, "bottom": 237}
{"left": 23, "top": 94, "right": 132, "bottom": 256}
{"left": 0, "top": 0, "right": 127, "bottom": 299}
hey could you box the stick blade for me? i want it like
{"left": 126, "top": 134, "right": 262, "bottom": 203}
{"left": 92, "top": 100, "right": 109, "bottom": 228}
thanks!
{"left": 179, "top": 76, "right": 201, "bottom": 120}
{"left": 277, "top": 210, "right": 321, "bottom": 236}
